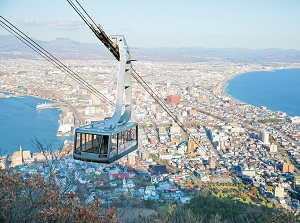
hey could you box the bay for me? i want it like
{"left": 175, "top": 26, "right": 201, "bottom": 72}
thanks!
{"left": 225, "top": 68, "right": 300, "bottom": 117}
{"left": 0, "top": 94, "right": 72, "bottom": 155}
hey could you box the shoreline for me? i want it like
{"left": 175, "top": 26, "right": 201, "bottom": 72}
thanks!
{"left": 218, "top": 66, "right": 300, "bottom": 117}
{"left": 0, "top": 90, "right": 78, "bottom": 137}
{"left": 0, "top": 91, "right": 75, "bottom": 156}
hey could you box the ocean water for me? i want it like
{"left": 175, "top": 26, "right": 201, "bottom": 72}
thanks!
{"left": 225, "top": 68, "right": 300, "bottom": 117}
{"left": 0, "top": 94, "right": 72, "bottom": 155}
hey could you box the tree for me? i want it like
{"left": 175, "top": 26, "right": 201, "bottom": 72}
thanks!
{"left": 31, "top": 138, "right": 64, "bottom": 179}
{"left": 266, "top": 210, "right": 299, "bottom": 223}
{"left": 0, "top": 168, "right": 118, "bottom": 222}
{"left": 138, "top": 205, "right": 203, "bottom": 223}
{"left": 1, "top": 138, "right": 118, "bottom": 222}
{"left": 31, "top": 138, "right": 77, "bottom": 193}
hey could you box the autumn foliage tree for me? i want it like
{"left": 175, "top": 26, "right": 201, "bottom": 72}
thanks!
{"left": 0, "top": 169, "right": 118, "bottom": 223}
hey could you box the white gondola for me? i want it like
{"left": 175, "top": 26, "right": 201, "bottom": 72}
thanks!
{"left": 74, "top": 122, "right": 138, "bottom": 163}
{"left": 73, "top": 33, "right": 138, "bottom": 163}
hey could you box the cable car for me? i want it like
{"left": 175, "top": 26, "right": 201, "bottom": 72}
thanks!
{"left": 73, "top": 122, "right": 138, "bottom": 163}
{"left": 73, "top": 31, "right": 138, "bottom": 164}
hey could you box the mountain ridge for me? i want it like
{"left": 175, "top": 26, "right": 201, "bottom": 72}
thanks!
{"left": 1, "top": 35, "right": 300, "bottom": 62}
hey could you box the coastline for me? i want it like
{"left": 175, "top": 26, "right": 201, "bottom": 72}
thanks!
{"left": 0, "top": 90, "right": 79, "bottom": 138}
{"left": 219, "top": 67, "right": 300, "bottom": 117}
{"left": 0, "top": 92, "right": 76, "bottom": 156}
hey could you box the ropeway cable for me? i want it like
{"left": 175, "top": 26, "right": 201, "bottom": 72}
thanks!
{"left": 68, "top": 0, "right": 98, "bottom": 29}
{"left": 0, "top": 16, "right": 115, "bottom": 107}
{"left": 66, "top": 0, "right": 120, "bottom": 61}
{"left": 0, "top": 16, "right": 115, "bottom": 108}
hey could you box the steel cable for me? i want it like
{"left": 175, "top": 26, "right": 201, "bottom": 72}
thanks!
{"left": 0, "top": 16, "right": 115, "bottom": 108}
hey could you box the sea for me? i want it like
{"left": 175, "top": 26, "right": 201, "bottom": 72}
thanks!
{"left": 0, "top": 93, "right": 72, "bottom": 155}
{"left": 225, "top": 68, "right": 300, "bottom": 117}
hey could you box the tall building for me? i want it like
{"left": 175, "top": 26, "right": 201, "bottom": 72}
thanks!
{"left": 269, "top": 143, "right": 278, "bottom": 153}
{"left": 11, "top": 146, "right": 24, "bottom": 167}
{"left": 128, "top": 153, "right": 136, "bottom": 166}
{"left": 260, "top": 130, "right": 270, "bottom": 145}
{"left": 10, "top": 146, "right": 32, "bottom": 167}
{"left": 282, "top": 162, "right": 294, "bottom": 173}
{"left": 208, "top": 158, "right": 216, "bottom": 169}
{"left": 274, "top": 186, "right": 284, "bottom": 198}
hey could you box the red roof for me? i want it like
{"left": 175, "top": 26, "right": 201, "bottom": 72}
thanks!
{"left": 110, "top": 173, "right": 130, "bottom": 179}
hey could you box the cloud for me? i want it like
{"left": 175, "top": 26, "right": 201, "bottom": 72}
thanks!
{"left": 19, "top": 19, "right": 40, "bottom": 26}
{"left": 46, "top": 18, "right": 85, "bottom": 30}
{"left": 19, "top": 18, "right": 85, "bottom": 30}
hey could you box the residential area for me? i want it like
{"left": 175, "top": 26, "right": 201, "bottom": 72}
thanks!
{"left": 1, "top": 58, "right": 300, "bottom": 212}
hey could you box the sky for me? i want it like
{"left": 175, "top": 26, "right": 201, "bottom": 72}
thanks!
{"left": 0, "top": 0, "right": 300, "bottom": 50}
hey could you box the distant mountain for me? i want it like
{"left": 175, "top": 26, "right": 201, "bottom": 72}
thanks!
{"left": 133, "top": 47, "right": 300, "bottom": 63}
{"left": 0, "top": 35, "right": 113, "bottom": 60}
{"left": 1, "top": 35, "right": 300, "bottom": 63}
{"left": 0, "top": 35, "right": 30, "bottom": 52}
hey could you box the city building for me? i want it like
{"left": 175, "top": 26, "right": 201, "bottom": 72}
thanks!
{"left": 274, "top": 186, "right": 284, "bottom": 199}
{"left": 282, "top": 162, "right": 294, "bottom": 173}
{"left": 187, "top": 141, "right": 197, "bottom": 153}
{"left": 208, "top": 158, "right": 216, "bottom": 169}
{"left": 288, "top": 116, "right": 300, "bottom": 124}
{"left": 10, "top": 146, "right": 30, "bottom": 167}
{"left": 0, "top": 156, "right": 6, "bottom": 169}
{"left": 260, "top": 130, "right": 270, "bottom": 145}
{"left": 242, "top": 167, "right": 256, "bottom": 178}
{"left": 167, "top": 95, "right": 180, "bottom": 104}
{"left": 128, "top": 153, "right": 136, "bottom": 165}
{"left": 170, "top": 123, "right": 181, "bottom": 134}
{"left": 269, "top": 143, "right": 278, "bottom": 153}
